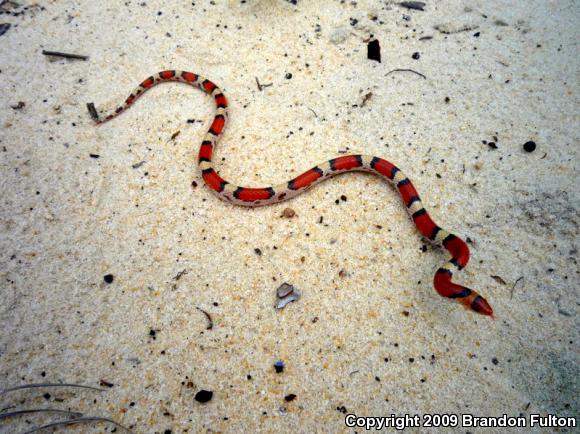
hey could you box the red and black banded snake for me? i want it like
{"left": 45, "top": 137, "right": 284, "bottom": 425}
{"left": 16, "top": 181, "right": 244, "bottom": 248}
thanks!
{"left": 88, "top": 69, "right": 494, "bottom": 317}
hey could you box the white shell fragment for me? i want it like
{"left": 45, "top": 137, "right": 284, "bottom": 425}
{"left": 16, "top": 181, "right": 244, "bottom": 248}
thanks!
{"left": 275, "top": 283, "right": 301, "bottom": 309}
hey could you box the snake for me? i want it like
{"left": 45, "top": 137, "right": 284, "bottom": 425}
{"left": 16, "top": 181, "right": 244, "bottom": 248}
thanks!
{"left": 87, "top": 69, "right": 494, "bottom": 317}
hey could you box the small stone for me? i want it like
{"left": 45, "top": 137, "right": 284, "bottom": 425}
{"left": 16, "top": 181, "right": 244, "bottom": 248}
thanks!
{"left": 195, "top": 390, "right": 213, "bottom": 403}
{"left": 399, "top": 1, "right": 426, "bottom": 11}
{"left": 0, "top": 23, "right": 11, "bottom": 37}
{"left": 281, "top": 208, "right": 296, "bottom": 218}
{"left": 275, "top": 283, "right": 301, "bottom": 309}
{"left": 104, "top": 274, "right": 114, "bottom": 284}
{"left": 523, "top": 141, "right": 536, "bottom": 152}
{"left": 367, "top": 39, "right": 381, "bottom": 63}
{"left": 329, "top": 27, "right": 349, "bottom": 45}
{"left": 274, "top": 361, "right": 284, "bottom": 373}
{"left": 412, "top": 52, "right": 420, "bottom": 60}
{"left": 276, "top": 283, "right": 294, "bottom": 298}
{"left": 284, "top": 394, "right": 296, "bottom": 402}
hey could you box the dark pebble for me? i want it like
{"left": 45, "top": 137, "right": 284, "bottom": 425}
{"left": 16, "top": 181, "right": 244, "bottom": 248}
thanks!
{"left": 492, "top": 357, "right": 499, "bottom": 365}
{"left": 367, "top": 39, "right": 381, "bottom": 63}
{"left": 284, "top": 393, "right": 296, "bottom": 402}
{"left": 195, "top": 390, "right": 213, "bottom": 403}
{"left": 274, "top": 361, "right": 284, "bottom": 373}
{"left": 285, "top": 72, "right": 292, "bottom": 79}
{"left": 523, "top": 141, "right": 536, "bottom": 152}
{"left": 400, "top": 1, "right": 426, "bottom": 11}
{"left": 412, "top": 52, "right": 420, "bottom": 60}
{"left": 104, "top": 274, "right": 114, "bottom": 284}
{"left": 0, "top": 23, "right": 10, "bottom": 37}
{"left": 487, "top": 142, "right": 497, "bottom": 149}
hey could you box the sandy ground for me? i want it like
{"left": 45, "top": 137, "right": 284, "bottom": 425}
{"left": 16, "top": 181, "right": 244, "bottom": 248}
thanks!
{"left": 0, "top": 0, "right": 578, "bottom": 432}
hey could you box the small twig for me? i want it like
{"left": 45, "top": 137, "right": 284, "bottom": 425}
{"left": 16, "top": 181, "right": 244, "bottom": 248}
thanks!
{"left": 307, "top": 107, "right": 318, "bottom": 118}
{"left": 196, "top": 307, "right": 213, "bottom": 330}
{"left": 510, "top": 276, "right": 523, "bottom": 299}
{"left": 42, "top": 50, "right": 88, "bottom": 60}
{"left": 255, "top": 77, "right": 273, "bottom": 91}
{"left": 0, "top": 383, "right": 103, "bottom": 396}
{"left": 10, "top": 101, "right": 25, "bottom": 110}
{"left": 173, "top": 269, "right": 188, "bottom": 281}
{"left": 22, "top": 416, "right": 133, "bottom": 434}
{"left": 0, "top": 408, "right": 83, "bottom": 420}
{"left": 385, "top": 68, "right": 427, "bottom": 79}
{"left": 166, "top": 130, "right": 181, "bottom": 144}
{"left": 490, "top": 275, "right": 507, "bottom": 285}
{"left": 132, "top": 160, "right": 146, "bottom": 169}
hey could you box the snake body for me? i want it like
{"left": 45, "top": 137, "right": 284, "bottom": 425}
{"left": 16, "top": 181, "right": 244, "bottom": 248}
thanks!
{"left": 89, "top": 70, "right": 493, "bottom": 317}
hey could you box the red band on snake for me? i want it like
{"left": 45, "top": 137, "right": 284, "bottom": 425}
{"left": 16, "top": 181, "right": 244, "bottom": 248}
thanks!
{"left": 88, "top": 70, "right": 494, "bottom": 317}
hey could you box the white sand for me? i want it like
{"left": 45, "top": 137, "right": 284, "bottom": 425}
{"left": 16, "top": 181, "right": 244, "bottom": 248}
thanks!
{"left": 1, "top": 0, "right": 578, "bottom": 432}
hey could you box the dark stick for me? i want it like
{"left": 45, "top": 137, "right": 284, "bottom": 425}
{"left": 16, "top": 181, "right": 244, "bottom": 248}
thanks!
{"left": 196, "top": 307, "right": 213, "bottom": 330}
{"left": 42, "top": 50, "right": 88, "bottom": 60}
{"left": 255, "top": 76, "right": 272, "bottom": 91}
{"left": 385, "top": 68, "right": 427, "bottom": 79}
{"left": 510, "top": 276, "right": 523, "bottom": 299}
